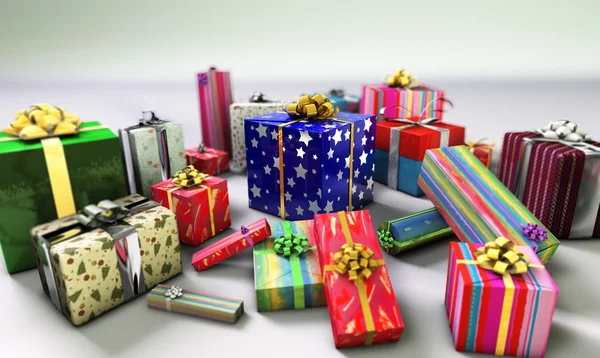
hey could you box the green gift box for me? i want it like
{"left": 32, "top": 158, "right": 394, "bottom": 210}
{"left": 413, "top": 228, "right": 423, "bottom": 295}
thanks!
{"left": 0, "top": 122, "right": 128, "bottom": 273}
{"left": 253, "top": 220, "right": 326, "bottom": 312}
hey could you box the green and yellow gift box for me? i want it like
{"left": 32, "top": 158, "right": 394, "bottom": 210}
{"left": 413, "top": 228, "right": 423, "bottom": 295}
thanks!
{"left": 253, "top": 220, "right": 326, "bottom": 312}
{"left": 0, "top": 104, "right": 128, "bottom": 273}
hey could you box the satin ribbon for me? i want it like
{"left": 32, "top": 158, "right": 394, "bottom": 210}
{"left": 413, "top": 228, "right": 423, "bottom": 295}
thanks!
{"left": 467, "top": 138, "right": 495, "bottom": 152}
{"left": 377, "top": 229, "right": 395, "bottom": 251}
{"left": 138, "top": 111, "right": 168, "bottom": 126}
{"left": 76, "top": 200, "right": 131, "bottom": 228}
{"left": 2, "top": 103, "right": 82, "bottom": 140}
{"left": 164, "top": 286, "right": 183, "bottom": 312}
{"left": 167, "top": 166, "right": 215, "bottom": 236}
{"left": 535, "top": 119, "right": 592, "bottom": 142}
{"left": 380, "top": 98, "right": 452, "bottom": 189}
{"left": 277, "top": 94, "right": 354, "bottom": 218}
{"left": 323, "top": 212, "right": 385, "bottom": 345}
{"left": 241, "top": 225, "right": 254, "bottom": 246}
{"left": 385, "top": 69, "right": 420, "bottom": 89}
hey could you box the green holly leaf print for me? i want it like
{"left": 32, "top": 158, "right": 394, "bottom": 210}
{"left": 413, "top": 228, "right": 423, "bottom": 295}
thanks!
{"left": 90, "top": 289, "right": 101, "bottom": 302}
{"left": 154, "top": 215, "right": 171, "bottom": 229}
{"left": 174, "top": 245, "right": 180, "bottom": 253}
{"left": 68, "top": 289, "right": 83, "bottom": 303}
{"left": 154, "top": 243, "right": 161, "bottom": 256}
{"left": 101, "top": 240, "right": 115, "bottom": 250}
{"left": 102, "top": 266, "right": 110, "bottom": 280}
{"left": 62, "top": 248, "right": 77, "bottom": 256}
{"left": 136, "top": 216, "right": 147, "bottom": 220}
{"left": 144, "top": 264, "right": 153, "bottom": 276}
{"left": 166, "top": 236, "right": 172, "bottom": 246}
{"left": 160, "top": 263, "right": 172, "bottom": 275}
{"left": 134, "top": 224, "right": 144, "bottom": 229}
{"left": 77, "top": 261, "right": 86, "bottom": 275}
{"left": 111, "top": 287, "right": 124, "bottom": 300}
{"left": 71, "top": 237, "right": 84, "bottom": 242}
{"left": 53, "top": 253, "right": 60, "bottom": 264}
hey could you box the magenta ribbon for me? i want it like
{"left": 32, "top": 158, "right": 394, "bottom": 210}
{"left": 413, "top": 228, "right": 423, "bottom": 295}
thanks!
{"left": 522, "top": 223, "right": 548, "bottom": 242}
{"left": 198, "top": 73, "right": 208, "bottom": 86}
{"left": 241, "top": 225, "right": 254, "bottom": 246}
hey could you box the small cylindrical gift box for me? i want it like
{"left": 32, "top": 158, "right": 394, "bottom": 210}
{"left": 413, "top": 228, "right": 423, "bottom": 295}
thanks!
{"left": 30, "top": 194, "right": 182, "bottom": 326}
{"left": 418, "top": 146, "right": 560, "bottom": 262}
{"left": 253, "top": 220, "right": 326, "bottom": 312}
{"left": 147, "top": 284, "right": 244, "bottom": 324}
{"left": 197, "top": 67, "right": 234, "bottom": 156}
{"left": 185, "top": 145, "right": 230, "bottom": 175}
{"left": 119, "top": 114, "right": 186, "bottom": 199}
{"left": 151, "top": 173, "right": 231, "bottom": 246}
{"left": 446, "top": 241, "right": 558, "bottom": 357}
{"left": 192, "top": 218, "right": 271, "bottom": 271}
{"left": 313, "top": 210, "right": 404, "bottom": 348}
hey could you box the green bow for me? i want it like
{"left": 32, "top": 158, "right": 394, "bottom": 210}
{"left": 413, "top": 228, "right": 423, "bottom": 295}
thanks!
{"left": 274, "top": 233, "right": 315, "bottom": 257}
{"left": 378, "top": 229, "right": 395, "bottom": 250}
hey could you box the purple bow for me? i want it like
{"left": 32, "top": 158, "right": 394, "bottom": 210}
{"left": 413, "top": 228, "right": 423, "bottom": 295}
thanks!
{"left": 198, "top": 73, "right": 208, "bottom": 86}
{"left": 522, "top": 223, "right": 548, "bottom": 242}
{"left": 241, "top": 225, "right": 254, "bottom": 246}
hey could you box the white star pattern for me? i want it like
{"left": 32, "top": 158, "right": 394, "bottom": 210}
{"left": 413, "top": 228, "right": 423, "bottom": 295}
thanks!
{"left": 344, "top": 130, "right": 350, "bottom": 140}
{"left": 359, "top": 191, "right": 364, "bottom": 200}
{"left": 254, "top": 174, "right": 257, "bottom": 178}
{"left": 337, "top": 170, "right": 343, "bottom": 181}
{"left": 313, "top": 154, "right": 318, "bottom": 160}
{"left": 361, "top": 136, "right": 367, "bottom": 146}
{"left": 256, "top": 124, "right": 267, "bottom": 137}
{"left": 250, "top": 160, "right": 254, "bottom": 164}
{"left": 295, "top": 164, "right": 308, "bottom": 179}
{"left": 324, "top": 201, "right": 334, "bottom": 213}
{"left": 264, "top": 165, "right": 271, "bottom": 175}
{"left": 332, "top": 129, "right": 342, "bottom": 145}
{"left": 262, "top": 151, "right": 266, "bottom": 156}
{"left": 250, "top": 184, "right": 261, "bottom": 198}
{"left": 273, "top": 156, "right": 280, "bottom": 170}
{"left": 371, "top": 136, "right": 374, "bottom": 141}
{"left": 364, "top": 118, "right": 373, "bottom": 132}
{"left": 328, "top": 188, "right": 331, "bottom": 193}
{"left": 325, "top": 175, "right": 329, "bottom": 180}
{"left": 352, "top": 184, "right": 357, "bottom": 194}
{"left": 266, "top": 189, "right": 270, "bottom": 194}
{"left": 367, "top": 177, "right": 374, "bottom": 190}
{"left": 327, "top": 148, "right": 334, "bottom": 159}
{"left": 359, "top": 150, "right": 368, "bottom": 165}
{"left": 312, "top": 169, "right": 316, "bottom": 174}
{"left": 337, "top": 196, "right": 341, "bottom": 201}
{"left": 285, "top": 191, "right": 292, "bottom": 201}
{"left": 336, "top": 158, "right": 339, "bottom": 163}
{"left": 296, "top": 206, "right": 305, "bottom": 216}
{"left": 297, "top": 146, "right": 306, "bottom": 158}
{"left": 317, "top": 188, "right": 322, "bottom": 198}
{"left": 271, "top": 129, "right": 278, "bottom": 140}
{"left": 299, "top": 131, "right": 312, "bottom": 146}
{"left": 251, "top": 138, "right": 258, "bottom": 148}
{"left": 287, "top": 177, "right": 296, "bottom": 188}
{"left": 308, "top": 200, "right": 321, "bottom": 214}
{"left": 304, "top": 193, "right": 308, "bottom": 198}
{"left": 288, "top": 134, "right": 293, "bottom": 140}
{"left": 345, "top": 157, "right": 350, "bottom": 169}
{"left": 354, "top": 168, "right": 360, "bottom": 178}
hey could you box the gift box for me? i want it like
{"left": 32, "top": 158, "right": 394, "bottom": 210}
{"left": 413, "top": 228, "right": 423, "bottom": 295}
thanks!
{"left": 327, "top": 89, "right": 360, "bottom": 113}
{"left": 245, "top": 98, "right": 376, "bottom": 220}
{"left": 0, "top": 108, "right": 128, "bottom": 274}
{"left": 361, "top": 82, "right": 446, "bottom": 120}
{"left": 378, "top": 207, "right": 454, "bottom": 255}
{"left": 147, "top": 284, "right": 244, "bottom": 324}
{"left": 253, "top": 220, "right": 326, "bottom": 312}
{"left": 119, "top": 113, "right": 186, "bottom": 199}
{"left": 314, "top": 210, "right": 404, "bottom": 348}
{"left": 151, "top": 167, "right": 230, "bottom": 246}
{"left": 497, "top": 120, "right": 600, "bottom": 239}
{"left": 418, "top": 146, "right": 560, "bottom": 262}
{"left": 198, "top": 67, "right": 234, "bottom": 156}
{"left": 445, "top": 240, "right": 558, "bottom": 357}
{"left": 186, "top": 145, "right": 229, "bottom": 175}
{"left": 192, "top": 218, "right": 271, "bottom": 271}
{"left": 467, "top": 138, "right": 495, "bottom": 169}
{"left": 374, "top": 110, "right": 465, "bottom": 196}
{"left": 31, "top": 194, "right": 182, "bottom": 326}
{"left": 229, "top": 95, "right": 283, "bottom": 171}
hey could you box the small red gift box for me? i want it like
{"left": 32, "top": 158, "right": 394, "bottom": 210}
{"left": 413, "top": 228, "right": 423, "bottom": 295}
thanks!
{"left": 186, "top": 146, "right": 229, "bottom": 175}
{"left": 467, "top": 139, "right": 495, "bottom": 169}
{"left": 192, "top": 218, "right": 271, "bottom": 271}
{"left": 375, "top": 116, "right": 465, "bottom": 162}
{"left": 151, "top": 175, "right": 231, "bottom": 246}
{"left": 313, "top": 210, "right": 404, "bottom": 348}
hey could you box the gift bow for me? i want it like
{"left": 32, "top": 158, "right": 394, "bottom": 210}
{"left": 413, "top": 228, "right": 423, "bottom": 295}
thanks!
{"left": 379, "top": 97, "right": 453, "bottom": 126}
{"left": 3, "top": 104, "right": 82, "bottom": 140}
{"left": 328, "top": 88, "right": 346, "bottom": 97}
{"left": 77, "top": 200, "right": 130, "bottom": 228}
{"left": 385, "top": 69, "right": 420, "bottom": 89}
{"left": 332, "top": 243, "right": 385, "bottom": 281}
{"left": 377, "top": 229, "right": 395, "bottom": 250}
{"left": 283, "top": 94, "right": 340, "bottom": 120}
{"left": 273, "top": 233, "right": 315, "bottom": 257}
{"left": 467, "top": 138, "right": 496, "bottom": 151}
{"left": 138, "top": 111, "right": 166, "bottom": 126}
{"left": 249, "top": 92, "right": 271, "bottom": 103}
{"left": 473, "top": 237, "right": 535, "bottom": 275}
{"left": 197, "top": 142, "right": 206, "bottom": 153}
{"left": 172, "top": 166, "right": 210, "bottom": 187}
{"left": 521, "top": 223, "right": 548, "bottom": 242}
{"left": 535, "top": 119, "right": 592, "bottom": 142}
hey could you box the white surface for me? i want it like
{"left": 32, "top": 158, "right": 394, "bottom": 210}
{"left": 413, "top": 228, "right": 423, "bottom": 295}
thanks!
{"left": 1, "top": 80, "right": 600, "bottom": 358}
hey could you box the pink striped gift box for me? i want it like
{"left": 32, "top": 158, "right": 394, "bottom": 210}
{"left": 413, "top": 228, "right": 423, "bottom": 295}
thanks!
{"left": 197, "top": 67, "right": 234, "bottom": 156}
{"left": 360, "top": 83, "right": 446, "bottom": 121}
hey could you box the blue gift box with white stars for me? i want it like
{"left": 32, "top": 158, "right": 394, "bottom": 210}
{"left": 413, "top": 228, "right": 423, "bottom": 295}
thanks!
{"left": 245, "top": 111, "right": 376, "bottom": 220}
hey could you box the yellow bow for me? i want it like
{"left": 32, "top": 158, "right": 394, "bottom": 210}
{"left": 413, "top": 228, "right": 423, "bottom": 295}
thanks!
{"left": 385, "top": 69, "right": 420, "bottom": 89}
{"left": 474, "top": 237, "right": 531, "bottom": 275}
{"left": 467, "top": 138, "right": 496, "bottom": 151}
{"left": 171, "top": 166, "right": 210, "bottom": 188}
{"left": 332, "top": 243, "right": 385, "bottom": 281}
{"left": 3, "top": 104, "right": 82, "bottom": 140}
{"left": 283, "top": 94, "right": 340, "bottom": 120}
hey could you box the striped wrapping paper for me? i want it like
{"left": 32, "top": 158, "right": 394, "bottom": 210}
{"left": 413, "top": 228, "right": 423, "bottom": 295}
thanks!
{"left": 418, "top": 146, "right": 560, "bottom": 262}
{"left": 360, "top": 84, "right": 445, "bottom": 120}
{"left": 197, "top": 68, "right": 234, "bottom": 156}
{"left": 445, "top": 242, "right": 558, "bottom": 357}
{"left": 147, "top": 284, "right": 244, "bottom": 324}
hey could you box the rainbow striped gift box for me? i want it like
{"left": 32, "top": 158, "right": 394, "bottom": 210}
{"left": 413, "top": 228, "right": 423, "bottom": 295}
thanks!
{"left": 197, "top": 67, "right": 234, "bottom": 156}
{"left": 445, "top": 242, "right": 559, "bottom": 357}
{"left": 418, "top": 146, "right": 560, "bottom": 262}
{"left": 146, "top": 284, "right": 244, "bottom": 324}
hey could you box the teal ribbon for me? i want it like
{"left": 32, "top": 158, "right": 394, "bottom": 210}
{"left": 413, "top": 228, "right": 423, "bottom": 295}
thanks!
{"left": 278, "top": 221, "right": 315, "bottom": 309}
{"left": 378, "top": 228, "right": 395, "bottom": 252}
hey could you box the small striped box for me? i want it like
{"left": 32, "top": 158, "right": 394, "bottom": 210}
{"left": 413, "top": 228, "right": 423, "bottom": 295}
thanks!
{"left": 146, "top": 284, "right": 244, "bottom": 324}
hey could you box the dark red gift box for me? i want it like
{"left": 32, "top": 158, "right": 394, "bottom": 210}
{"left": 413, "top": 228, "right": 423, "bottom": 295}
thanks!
{"left": 186, "top": 147, "right": 229, "bottom": 175}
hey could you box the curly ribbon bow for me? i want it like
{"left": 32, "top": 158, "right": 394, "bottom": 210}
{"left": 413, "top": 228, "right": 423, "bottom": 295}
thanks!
{"left": 521, "top": 223, "right": 548, "bottom": 242}
{"left": 77, "top": 200, "right": 130, "bottom": 228}
{"left": 283, "top": 94, "right": 340, "bottom": 120}
{"left": 535, "top": 119, "right": 592, "bottom": 142}
{"left": 249, "top": 92, "right": 272, "bottom": 103}
{"left": 274, "top": 231, "right": 315, "bottom": 257}
{"left": 467, "top": 138, "right": 496, "bottom": 151}
{"left": 385, "top": 69, "right": 420, "bottom": 89}
{"left": 164, "top": 286, "right": 183, "bottom": 312}
{"left": 3, "top": 104, "right": 82, "bottom": 140}
{"left": 473, "top": 237, "right": 543, "bottom": 275}
{"left": 277, "top": 222, "right": 315, "bottom": 309}
{"left": 377, "top": 229, "right": 395, "bottom": 251}
{"left": 138, "top": 111, "right": 167, "bottom": 126}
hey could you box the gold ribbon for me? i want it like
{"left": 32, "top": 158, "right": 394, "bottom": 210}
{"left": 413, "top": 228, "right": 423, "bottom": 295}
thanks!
{"left": 278, "top": 95, "right": 354, "bottom": 218}
{"left": 167, "top": 166, "right": 215, "bottom": 235}
{"left": 43, "top": 138, "right": 76, "bottom": 218}
{"left": 385, "top": 69, "right": 420, "bottom": 89}
{"left": 323, "top": 212, "right": 385, "bottom": 346}
{"left": 467, "top": 138, "right": 496, "bottom": 152}
{"left": 3, "top": 104, "right": 82, "bottom": 140}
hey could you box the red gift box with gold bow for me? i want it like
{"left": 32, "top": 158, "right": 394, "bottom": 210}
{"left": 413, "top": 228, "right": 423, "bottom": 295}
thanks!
{"left": 313, "top": 210, "right": 404, "bottom": 348}
{"left": 186, "top": 144, "right": 229, "bottom": 176}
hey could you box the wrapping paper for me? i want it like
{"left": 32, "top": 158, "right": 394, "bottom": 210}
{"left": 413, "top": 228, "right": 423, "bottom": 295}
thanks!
{"left": 446, "top": 242, "right": 558, "bottom": 357}
{"left": 151, "top": 176, "right": 231, "bottom": 246}
{"left": 186, "top": 147, "right": 229, "bottom": 175}
{"left": 418, "top": 146, "right": 560, "bottom": 262}
{"left": 198, "top": 68, "right": 234, "bottom": 155}
{"left": 119, "top": 121, "right": 186, "bottom": 199}
{"left": 147, "top": 284, "right": 244, "bottom": 324}
{"left": 378, "top": 207, "right": 453, "bottom": 255}
{"left": 229, "top": 102, "right": 283, "bottom": 171}
{"left": 314, "top": 210, "right": 404, "bottom": 348}
{"left": 361, "top": 84, "right": 445, "bottom": 120}
{"left": 31, "top": 194, "right": 182, "bottom": 326}
{"left": 245, "top": 111, "right": 375, "bottom": 220}
{"left": 469, "top": 143, "right": 494, "bottom": 169}
{"left": 498, "top": 131, "right": 600, "bottom": 239}
{"left": 192, "top": 218, "right": 271, "bottom": 271}
{"left": 253, "top": 220, "right": 326, "bottom": 312}
{"left": 0, "top": 121, "right": 128, "bottom": 273}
